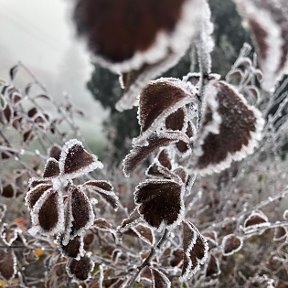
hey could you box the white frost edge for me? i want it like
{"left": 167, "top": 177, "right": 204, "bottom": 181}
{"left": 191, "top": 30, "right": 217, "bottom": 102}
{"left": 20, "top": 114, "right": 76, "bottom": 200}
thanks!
{"left": 25, "top": 183, "right": 52, "bottom": 211}
{"left": 116, "top": 51, "right": 187, "bottom": 111}
{"left": 66, "top": 252, "right": 95, "bottom": 281}
{"left": 58, "top": 138, "right": 103, "bottom": 180}
{"left": 0, "top": 249, "right": 17, "bottom": 281}
{"left": 133, "top": 78, "right": 195, "bottom": 146}
{"left": 235, "top": 0, "right": 283, "bottom": 91}
{"left": 42, "top": 157, "right": 60, "bottom": 179}
{"left": 194, "top": 81, "right": 265, "bottom": 176}
{"left": 0, "top": 223, "right": 21, "bottom": 247}
{"left": 273, "top": 226, "right": 287, "bottom": 242}
{"left": 134, "top": 179, "right": 185, "bottom": 232}
{"left": 151, "top": 268, "right": 171, "bottom": 288}
{"left": 83, "top": 183, "right": 119, "bottom": 211}
{"left": 131, "top": 224, "right": 155, "bottom": 246}
{"left": 62, "top": 188, "right": 95, "bottom": 246}
{"left": 123, "top": 130, "right": 190, "bottom": 177}
{"left": 205, "top": 254, "right": 221, "bottom": 277}
{"left": 30, "top": 189, "right": 65, "bottom": 236}
{"left": 242, "top": 210, "right": 270, "bottom": 233}
{"left": 92, "top": 0, "right": 203, "bottom": 75}
{"left": 221, "top": 234, "right": 243, "bottom": 257}
{"left": 59, "top": 234, "right": 85, "bottom": 261}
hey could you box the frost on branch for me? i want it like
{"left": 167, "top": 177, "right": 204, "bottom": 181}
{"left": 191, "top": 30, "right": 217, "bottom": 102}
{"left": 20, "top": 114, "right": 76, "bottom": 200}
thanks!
{"left": 134, "top": 179, "right": 184, "bottom": 230}
{"left": 243, "top": 210, "right": 269, "bottom": 233}
{"left": 234, "top": 0, "right": 288, "bottom": 90}
{"left": 193, "top": 80, "right": 265, "bottom": 176}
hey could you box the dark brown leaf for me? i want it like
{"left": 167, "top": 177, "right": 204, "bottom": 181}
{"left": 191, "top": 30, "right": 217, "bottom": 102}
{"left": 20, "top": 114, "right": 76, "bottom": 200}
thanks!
{"left": 221, "top": 234, "right": 243, "bottom": 256}
{"left": 25, "top": 183, "right": 52, "bottom": 210}
{"left": 134, "top": 179, "right": 184, "bottom": 229}
{"left": 59, "top": 139, "right": 102, "bottom": 178}
{"left": 0, "top": 249, "right": 17, "bottom": 280}
{"left": 194, "top": 81, "right": 264, "bottom": 175}
{"left": 67, "top": 254, "right": 94, "bottom": 281}
{"left": 43, "top": 158, "right": 60, "bottom": 178}
{"left": 123, "top": 132, "right": 188, "bottom": 176}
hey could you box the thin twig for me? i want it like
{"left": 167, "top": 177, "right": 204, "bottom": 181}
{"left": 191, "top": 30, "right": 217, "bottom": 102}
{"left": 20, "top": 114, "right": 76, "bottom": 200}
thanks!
{"left": 124, "top": 229, "right": 169, "bottom": 288}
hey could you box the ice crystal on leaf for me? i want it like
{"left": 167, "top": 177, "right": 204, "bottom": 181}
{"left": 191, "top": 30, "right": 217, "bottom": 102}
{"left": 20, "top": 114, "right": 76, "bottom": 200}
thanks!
{"left": 221, "top": 234, "right": 243, "bottom": 256}
{"left": 181, "top": 221, "right": 209, "bottom": 280}
{"left": 59, "top": 139, "right": 103, "bottom": 180}
{"left": 0, "top": 249, "right": 17, "bottom": 281}
{"left": 134, "top": 179, "right": 185, "bottom": 230}
{"left": 192, "top": 80, "right": 265, "bottom": 175}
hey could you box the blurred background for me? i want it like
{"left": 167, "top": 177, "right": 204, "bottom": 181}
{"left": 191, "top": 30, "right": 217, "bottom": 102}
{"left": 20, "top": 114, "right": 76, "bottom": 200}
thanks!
{"left": 0, "top": 0, "right": 251, "bottom": 163}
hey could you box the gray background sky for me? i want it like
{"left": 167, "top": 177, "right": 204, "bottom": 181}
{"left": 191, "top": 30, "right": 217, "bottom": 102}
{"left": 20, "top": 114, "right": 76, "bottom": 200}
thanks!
{"left": 0, "top": 0, "right": 107, "bottom": 141}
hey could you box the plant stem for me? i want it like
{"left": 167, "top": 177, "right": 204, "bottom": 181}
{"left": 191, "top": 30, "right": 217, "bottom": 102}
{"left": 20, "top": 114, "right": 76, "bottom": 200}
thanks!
{"left": 124, "top": 229, "right": 169, "bottom": 288}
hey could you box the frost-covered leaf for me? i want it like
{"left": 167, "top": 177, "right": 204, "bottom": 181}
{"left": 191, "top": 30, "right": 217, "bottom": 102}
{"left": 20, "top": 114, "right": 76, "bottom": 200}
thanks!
{"left": 172, "top": 167, "right": 188, "bottom": 184}
{"left": 165, "top": 108, "right": 186, "bottom": 131}
{"left": 117, "top": 208, "right": 140, "bottom": 233}
{"left": 193, "top": 80, "right": 264, "bottom": 176}
{"left": 181, "top": 221, "right": 209, "bottom": 280}
{"left": 124, "top": 132, "right": 189, "bottom": 176}
{"left": 146, "top": 162, "right": 172, "bottom": 179}
{"left": 205, "top": 254, "right": 220, "bottom": 277}
{"left": 131, "top": 224, "right": 155, "bottom": 246}
{"left": 48, "top": 144, "right": 62, "bottom": 161}
{"left": 0, "top": 223, "right": 21, "bottom": 246}
{"left": 60, "top": 235, "right": 84, "bottom": 259}
{"left": 25, "top": 183, "right": 52, "bottom": 210}
{"left": 141, "top": 266, "right": 153, "bottom": 282}
{"left": 234, "top": 0, "right": 288, "bottom": 90}
{"left": 158, "top": 149, "right": 173, "bottom": 170}
{"left": 59, "top": 139, "right": 103, "bottom": 179}
{"left": 134, "top": 179, "right": 184, "bottom": 230}
{"left": 170, "top": 249, "right": 184, "bottom": 267}
{"left": 83, "top": 180, "right": 119, "bottom": 209}
{"left": 67, "top": 254, "right": 94, "bottom": 281}
{"left": 62, "top": 186, "right": 94, "bottom": 245}
{"left": 221, "top": 234, "right": 243, "bottom": 256}
{"left": 27, "top": 178, "right": 50, "bottom": 190}
{"left": 150, "top": 267, "right": 171, "bottom": 288}
{"left": 73, "top": 0, "right": 202, "bottom": 73}
{"left": 243, "top": 210, "right": 269, "bottom": 231}
{"left": 137, "top": 78, "right": 192, "bottom": 142}
{"left": 30, "top": 188, "right": 64, "bottom": 235}
{"left": 273, "top": 226, "right": 287, "bottom": 241}
{"left": 43, "top": 158, "right": 60, "bottom": 178}
{"left": 0, "top": 249, "right": 17, "bottom": 281}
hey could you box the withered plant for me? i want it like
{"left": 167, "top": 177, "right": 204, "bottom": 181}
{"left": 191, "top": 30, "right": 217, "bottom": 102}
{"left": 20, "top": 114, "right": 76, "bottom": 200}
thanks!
{"left": 1, "top": 0, "right": 288, "bottom": 287}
